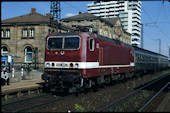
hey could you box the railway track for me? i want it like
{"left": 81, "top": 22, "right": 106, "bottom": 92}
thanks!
{"left": 96, "top": 73, "right": 170, "bottom": 112}
{"left": 2, "top": 93, "right": 73, "bottom": 113}
{"left": 138, "top": 82, "right": 169, "bottom": 112}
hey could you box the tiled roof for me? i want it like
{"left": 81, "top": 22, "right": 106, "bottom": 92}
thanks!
{"left": 104, "top": 18, "right": 119, "bottom": 26}
{"left": 61, "top": 12, "right": 119, "bottom": 27}
{"left": 61, "top": 12, "right": 100, "bottom": 21}
{"left": 1, "top": 11, "right": 75, "bottom": 31}
{"left": 2, "top": 13, "right": 50, "bottom": 24}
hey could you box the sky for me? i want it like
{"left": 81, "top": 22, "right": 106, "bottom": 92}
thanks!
{"left": 1, "top": 1, "right": 170, "bottom": 57}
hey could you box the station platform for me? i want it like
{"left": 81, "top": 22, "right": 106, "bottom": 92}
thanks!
{"left": 1, "top": 69, "right": 44, "bottom": 100}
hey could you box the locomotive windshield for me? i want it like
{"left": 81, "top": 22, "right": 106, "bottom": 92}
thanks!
{"left": 47, "top": 36, "right": 80, "bottom": 50}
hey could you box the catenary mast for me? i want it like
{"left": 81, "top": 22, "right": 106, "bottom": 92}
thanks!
{"left": 50, "top": 1, "right": 61, "bottom": 33}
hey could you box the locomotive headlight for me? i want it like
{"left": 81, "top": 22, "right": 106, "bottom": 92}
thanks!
{"left": 75, "top": 63, "right": 79, "bottom": 68}
{"left": 45, "top": 62, "right": 50, "bottom": 67}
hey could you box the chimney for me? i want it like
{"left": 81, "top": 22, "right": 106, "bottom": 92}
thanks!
{"left": 46, "top": 13, "right": 50, "bottom": 18}
{"left": 31, "top": 8, "right": 36, "bottom": 14}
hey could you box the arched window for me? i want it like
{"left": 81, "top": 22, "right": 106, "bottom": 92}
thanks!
{"left": 1, "top": 46, "right": 8, "bottom": 55}
{"left": 25, "top": 46, "right": 32, "bottom": 62}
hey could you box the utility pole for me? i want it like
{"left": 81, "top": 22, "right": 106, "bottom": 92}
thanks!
{"left": 50, "top": 1, "right": 61, "bottom": 33}
{"left": 169, "top": 46, "right": 170, "bottom": 57}
{"left": 157, "top": 39, "right": 161, "bottom": 54}
{"left": 140, "top": 23, "right": 143, "bottom": 48}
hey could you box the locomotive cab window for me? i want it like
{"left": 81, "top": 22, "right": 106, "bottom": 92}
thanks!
{"left": 47, "top": 36, "right": 80, "bottom": 50}
{"left": 89, "top": 38, "right": 95, "bottom": 51}
{"left": 64, "top": 37, "right": 79, "bottom": 49}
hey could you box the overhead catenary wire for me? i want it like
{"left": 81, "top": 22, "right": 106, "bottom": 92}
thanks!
{"left": 142, "top": 5, "right": 170, "bottom": 39}
{"left": 161, "top": 3, "right": 170, "bottom": 23}
{"left": 141, "top": 3, "right": 170, "bottom": 56}
{"left": 62, "top": 1, "right": 87, "bottom": 13}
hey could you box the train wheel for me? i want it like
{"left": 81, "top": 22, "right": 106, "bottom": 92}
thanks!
{"left": 62, "top": 88, "right": 69, "bottom": 96}
{"left": 105, "top": 76, "right": 111, "bottom": 85}
{"left": 83, "top": 88, "right": 89, "bottom": 94}
{"left": 92, "top": 84, "right": 99, "bottom": 92}
{"left": 92, "top": 79, "right": 99, "bottom": 91}
{"left": 42, "top": 86, "right": 50, "bottom": 93}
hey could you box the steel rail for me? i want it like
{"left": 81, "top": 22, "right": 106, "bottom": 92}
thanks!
{"left": 2, "top": 93, "right": 47, "bottom": 106}
{"left": 12, "top": 94, "right": 74, "bottom": 113}
{"left": 96, "top": 73, "right": 170, "bottom": 112}
{"left": 138, "top": 82, "right": 170, "bottom": 112}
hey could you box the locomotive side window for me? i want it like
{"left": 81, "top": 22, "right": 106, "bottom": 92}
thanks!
{"left": 89, "top": 38, "right": 95, "bottom": 51}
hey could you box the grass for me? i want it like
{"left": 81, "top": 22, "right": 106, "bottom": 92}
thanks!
{"left": 107, "top": 90, "right": 155, "bottom": 112}
{"left": 132, "top": 82, "right": 137, "bottom": 89}
{"left": 74, "top": 104, "right": 95, "bottom": 112}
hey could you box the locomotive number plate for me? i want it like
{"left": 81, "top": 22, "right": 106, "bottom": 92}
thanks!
{"left": 56, "top": 63, "right": 68, "bottom": 67}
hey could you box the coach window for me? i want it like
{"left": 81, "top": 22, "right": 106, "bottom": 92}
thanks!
{"left": 25, "top": 46, "right": 32, "bottom": 63}
{"left": 89, "top": 38, "right": 95, "bottom": 51}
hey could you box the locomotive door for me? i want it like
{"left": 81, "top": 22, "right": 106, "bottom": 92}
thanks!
{"left": 99, "top": 47, "right": 103, "bottom": 75}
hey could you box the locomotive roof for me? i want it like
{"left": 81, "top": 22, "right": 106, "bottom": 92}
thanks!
{"left": 47, "top": 32, "right": 82, "bottom": 37}
{"left": 47, "top": 32, "right": 129, "bottom": 46}
{"left": 95, "top": 34, "right": 122, "bottom": 45}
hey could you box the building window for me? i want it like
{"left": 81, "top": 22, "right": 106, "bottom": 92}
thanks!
{"left": 29, "top": 28, "right": 34, "bottom": 37}
{"left": 1, "top": 46, "right": 8, "bottom": 55}
{"left": 25, "top": 46, "right": 32, "bottom": 63}
{"left": 1, "top": 29, "right": 4, "bottom": 38}
{"left": 104, "top": 31, "right": 107, "bottom": 36}
{"left": 99, "top": 29, "right": 102, "bottom": 34}
{"left": 48, "top": 29, "right": 51, "bottom": 34}
{"left": 6, "top": 29, "right": 10, "bottom": 38}
{"left": 23, "top": 28, "right": 28, "bottom": 37}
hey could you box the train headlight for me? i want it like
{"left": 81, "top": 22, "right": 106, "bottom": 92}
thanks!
{"left": 75, "top": 63, "right": 79, "bottom": 68}
{"left": 45, "top": 63, "right": 50, "bottom": 67}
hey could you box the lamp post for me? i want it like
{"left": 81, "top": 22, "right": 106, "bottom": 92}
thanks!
{"left": 169, "top": 46, "right": 170, "bottom": 57}
{"left": 34, "top": 47, "right": 38, "bottom": 69}
{"left": 156, "top": 39, "right": 161, "bottom": 54}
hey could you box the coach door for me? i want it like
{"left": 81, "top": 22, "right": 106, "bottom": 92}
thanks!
{"left": 99, "top": 47, "right": 103, "bottom": 75}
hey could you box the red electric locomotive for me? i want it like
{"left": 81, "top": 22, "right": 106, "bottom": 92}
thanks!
{"left": 42, "top": 31, "right": 135, "bottom": 93}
